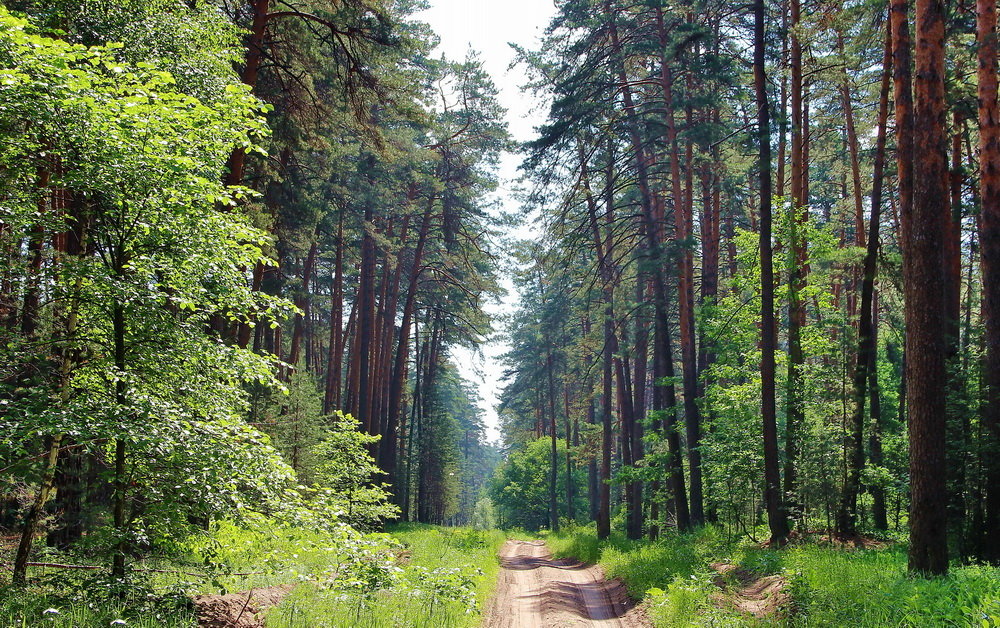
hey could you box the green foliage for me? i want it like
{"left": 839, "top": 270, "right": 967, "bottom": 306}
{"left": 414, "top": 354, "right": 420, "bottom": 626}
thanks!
{"left": 488, "top": 437, "right": 586, "bottom": 531}
{"left": 0, "top": 4, "right": 294, "bottom": 559}
{"left": 410, "top": 362, "right": 499, "bottom": 525}
{"left": 0, "top": 571, "right": 194, "bottom": 627}
{"left": 778, "top": 545, "right": 1000, "bottom": 627}
{"left": 645, "top": 578, "right": 719, "bottom": 628}
{"left": 249, "top": 373, "right": 398, "bottom": 531}
{"left": 253, "top": 370, "right": 331, "bottom": 485}
{"left": 470, "top": 496, "right": 498, "bottom": 530}
{"left": 309, "top": 412, "right": 398, "bottom": 531}
{"left": 266, "top": 524, "right": 507, "bottom": 628}
{"left": 0, "top": 520, "right": 499, "bottom": 626}
{"left": 544, "top": 527, "right": 1000, "bottom": 627}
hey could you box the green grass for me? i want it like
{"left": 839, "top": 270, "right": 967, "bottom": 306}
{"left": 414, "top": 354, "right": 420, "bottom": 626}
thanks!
{"left": 778, "top": 544, "right": 1000, "bottom": 627}
{"left": 0, "top": 570, "right": 196, "bottom": 627}
{"left": 543, "top": 523, "right": 732, "bottom": 598}
{"left": 1, "top": 521, "right": 506, "bottom": 627}
{"left": 11, "top": 522, "right": 998, "bottom": 627}
{"left": 540, "top": 525, "right": 1000, "bottom": 627}
{"left": 265, "top": 523, "right": 507, "bottom": 628}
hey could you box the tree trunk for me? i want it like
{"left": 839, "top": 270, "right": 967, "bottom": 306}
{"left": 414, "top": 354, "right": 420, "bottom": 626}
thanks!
{"left": 870, "top": 292, "right": 889, "bottom": 531}
{"left": 658, "top": 22, "right": 704, "bottom": 525}
{"left": 599, "top": 308, "right": 614, "bottom": 539}
{"left": 111, "top": 302, "right": 128, "bottom": 580}
{"left": 224, "top": 0, "right": 269, "bottom": 187}
{"left": 608, "top": 1, "right": 689, "bottom": 531}
{"left": 977, "top": 0, "right": 1000, "bottom": 565}
{"left": 547, "top": 347, "right": 560, "bottom": 531}
{"left": 628, "top": 277, "right": 650, "bottom": 540}
{"left": 324, "top": 211, "right": 345, "bottom": 414}
{"left": 754, "top": 0, "right": 790, "bottom": 545}
{"left": 384, "top": 195, "right": 433, "bottom": 498}
{"left": 358, "top": 197, "right": 377, "bottom": 434}
{"left": 838, "top": 13, "right": 892, "bottom": 538}
{"left": 905, "top": 0, "right": 950, "bottom": 575}
{"left": 565, "top": 378, "right": 576, "bottom": 522}
{"left": 287, "top": 240, "right": 318, "bottom": 373}
{"left": 784, "top": 0, "right": 807, "bottom": 523}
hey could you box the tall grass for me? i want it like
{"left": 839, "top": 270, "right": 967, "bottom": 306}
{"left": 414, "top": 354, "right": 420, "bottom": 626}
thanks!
{"left": 265, "top": 524, "right": 507, "bottom": 628}
{"left": 781, "top": 544, "right": 1000, "bottom": 627}
{"left": 541, "top": 525, "right": 1000, "bottom": 627}
{"left": 1, "top": 521, "right": 505, "bottom": 627}
{"left": 0, "top": 571, "right": 195, "bottom": 627}
{"left": 544, "top": 524, "right": 732, "bottom": 597}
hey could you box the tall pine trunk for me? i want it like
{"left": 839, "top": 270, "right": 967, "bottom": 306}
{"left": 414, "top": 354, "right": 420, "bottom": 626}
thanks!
{"left": 784, "top": 0, "right": 807, "bottom": 522}
{"left": 905, "top": 0, "right": 950, "bottom": 575}
{"left": 755, "top": 0, "right": 790, "bottom": 545}
{"left": 838, "top": 14, "right": 892, "bottom": 538}
{"left": 977, "top": 0, "right": 1000, "bottom": 564}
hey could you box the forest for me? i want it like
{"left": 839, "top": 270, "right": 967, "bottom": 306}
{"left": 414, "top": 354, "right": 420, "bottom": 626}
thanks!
{"left": 1, "top": 0, "right": 1000, "bottom": 626}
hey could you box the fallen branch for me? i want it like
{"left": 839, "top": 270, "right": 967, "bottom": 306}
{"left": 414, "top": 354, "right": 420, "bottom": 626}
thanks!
{"left": 234, "top": 587, "right": 255, "bottom": 625}
{"left": 1, "top": 562, "right": 264, "bottom": 578}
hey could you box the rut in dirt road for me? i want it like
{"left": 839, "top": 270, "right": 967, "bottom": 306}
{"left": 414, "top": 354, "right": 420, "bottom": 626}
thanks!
{"left": 483, "top": 540, "right": 650, "bottom": 628}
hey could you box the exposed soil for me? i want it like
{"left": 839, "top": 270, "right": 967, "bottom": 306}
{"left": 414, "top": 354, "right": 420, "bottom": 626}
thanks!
{"left": 192, "top": 584, "right": 294, "bottom": 628}
{"left": 765, "top": 529, "right": 890, "bottom": 550}
{"left": 483, "top": 540, "right": 650, "bottom": 628}
{"left": 709, "top": 562, "right": 790, "bottom": 620}
{"left": 814, "top": 532, "right": 889, "bottom": 549}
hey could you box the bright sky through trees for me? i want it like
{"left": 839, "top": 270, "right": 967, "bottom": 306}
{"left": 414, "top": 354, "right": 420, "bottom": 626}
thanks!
{"left": 415, "top": 0, "right": 556, "bottom": 440}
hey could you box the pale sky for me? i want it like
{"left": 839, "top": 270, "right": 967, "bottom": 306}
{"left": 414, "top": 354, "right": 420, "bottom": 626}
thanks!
{"left": 413, "top": 0, "right": 557, "bottom": 442}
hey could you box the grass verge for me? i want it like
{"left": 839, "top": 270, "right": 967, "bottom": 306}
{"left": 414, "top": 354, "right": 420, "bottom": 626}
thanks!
{"left": 1, "top": 521, "right": 505, "bottom": 627}
{"left": 541, "top": 524, "right": 1000, "bottom": 627}
{"left": 266, "top": 523, "right": 506, "bottom": 628}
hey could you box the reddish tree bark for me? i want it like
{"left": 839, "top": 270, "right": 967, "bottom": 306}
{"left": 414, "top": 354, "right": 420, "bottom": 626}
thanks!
{"left": 224, "top": 0, "right": 270, "bottom": 187}
{"left": 905, "top": 0, "right": 950, "bottom": 575}
{"left": 287, "top": 240, "right": 318, "bottom": 373}
{"left": 977, "top": 0, "right": 1000, "bottom": 565}
{"left": 383, "top": 192, "right": 432, "bottom": 495}
{"left": 324, "top": 211, "right": 346, "bottom": 414}
{"left": 784, "top": 0, "right": 807, "bottom": 522}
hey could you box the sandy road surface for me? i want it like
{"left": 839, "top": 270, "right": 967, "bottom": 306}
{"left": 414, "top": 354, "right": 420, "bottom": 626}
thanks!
{"left": 482, "top": 540, "right": 650, "bottom": 628}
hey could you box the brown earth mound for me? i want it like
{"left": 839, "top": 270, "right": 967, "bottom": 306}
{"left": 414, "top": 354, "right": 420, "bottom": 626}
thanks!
{"left": 192, "top": 584, "right": 294, "bottom": 628}
{"left": 709, "top": 561, "right": 790, "bottom": 620}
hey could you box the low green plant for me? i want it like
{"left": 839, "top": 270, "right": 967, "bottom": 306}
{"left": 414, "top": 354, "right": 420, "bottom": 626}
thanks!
{"left": 265, "top": 524, "right": 506, "bottom": 628}
{"left": 544, "top": 525, "right": 1000, "bottom": 627}
{"left": 0, "top": 570, "right": 195, "bottom": 627}
{"left": 780, "top": 544, "right": 1000, "bottom": 627}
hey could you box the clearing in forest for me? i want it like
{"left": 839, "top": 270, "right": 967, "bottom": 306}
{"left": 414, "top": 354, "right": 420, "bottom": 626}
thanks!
{"left": 483, "top": 540, "right": 649, "bottom": 628}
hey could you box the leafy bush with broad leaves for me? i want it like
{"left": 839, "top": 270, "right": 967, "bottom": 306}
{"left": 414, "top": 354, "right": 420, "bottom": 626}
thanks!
{"left": 0, "top": 4, "right": 293, "bottom": 560}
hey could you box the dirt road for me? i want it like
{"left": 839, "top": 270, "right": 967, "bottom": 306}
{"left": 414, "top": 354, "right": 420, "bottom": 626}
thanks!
{"left": 482, "top": 540, "right": 650, "bottom": 628}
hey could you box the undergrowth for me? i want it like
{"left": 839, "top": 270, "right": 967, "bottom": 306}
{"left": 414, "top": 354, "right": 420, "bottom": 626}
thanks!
{"left": 265, "top": 523, "right": 506, "bottom": 628}
{"left": 542, "top": 524, "right": 1000, "bottom": 627}
{"left": 1, "top": 521, "right": 504, "bottom": 627}
{"left": 0, "top": 568, "right": 195, "bottom": 627}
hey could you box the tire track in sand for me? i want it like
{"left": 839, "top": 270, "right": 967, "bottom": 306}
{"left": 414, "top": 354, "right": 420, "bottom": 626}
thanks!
{"left": 482, "top": 540, "right": 650, "bottom": 628}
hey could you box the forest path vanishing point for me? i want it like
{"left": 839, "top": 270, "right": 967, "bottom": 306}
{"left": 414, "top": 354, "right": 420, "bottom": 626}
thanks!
{"left": 483, "top": 540, "right": 650, "bottom": 628}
